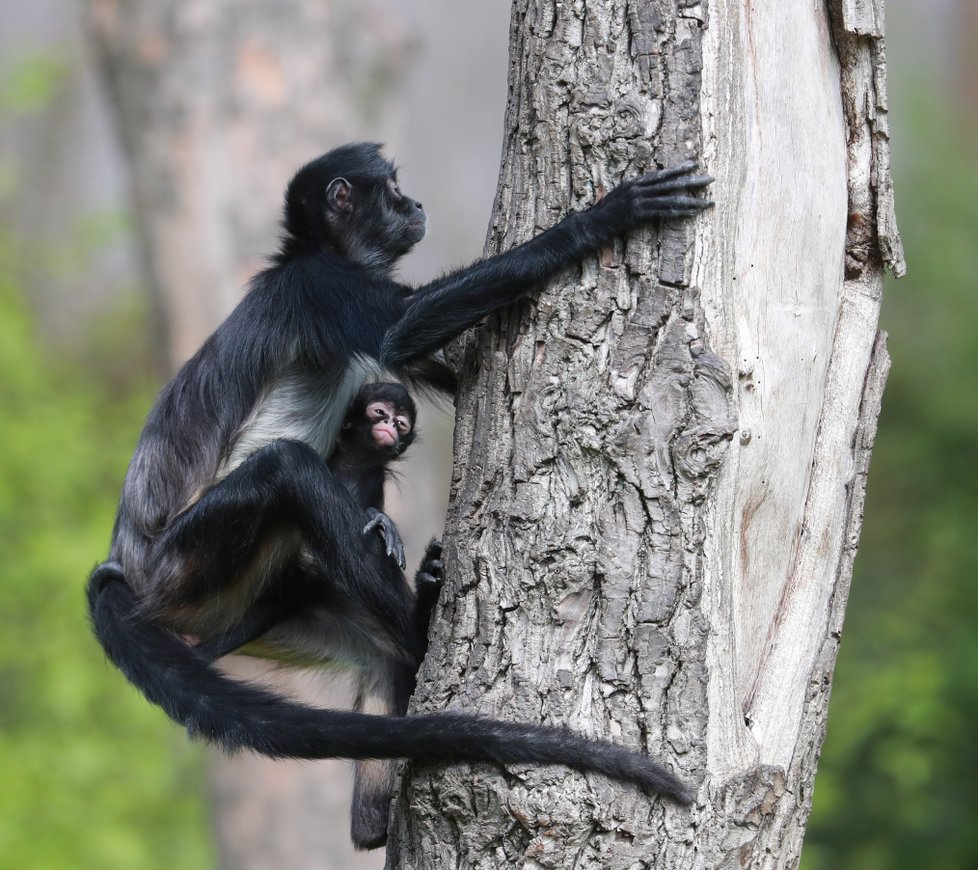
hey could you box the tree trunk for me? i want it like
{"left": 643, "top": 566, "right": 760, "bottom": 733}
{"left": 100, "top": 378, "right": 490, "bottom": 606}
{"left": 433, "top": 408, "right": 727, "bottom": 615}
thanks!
{"left": 390, "top": 0, "right": 903, "bottom": 867}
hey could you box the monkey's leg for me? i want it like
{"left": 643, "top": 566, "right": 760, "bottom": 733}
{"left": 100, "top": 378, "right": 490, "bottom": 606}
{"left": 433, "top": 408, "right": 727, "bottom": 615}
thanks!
{"left": 194, "top": 577, "right": 310, "bottom": 661}
{"left": 347, "top": 543, "right": 445, "bottom": 849}
{"left": 350, "top": 652, "right": 419, "bottom": 850}
{"left": 147, "top": 439, "right": 415, "bottom": 644}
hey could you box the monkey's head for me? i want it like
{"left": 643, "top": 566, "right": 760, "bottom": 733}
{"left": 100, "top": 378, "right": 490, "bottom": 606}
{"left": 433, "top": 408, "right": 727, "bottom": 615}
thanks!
{"left": 281, "top": 143, "right": 427, "bottom": 274}
{"left": 338, "top": 382, "right": 417, "bottom": 465}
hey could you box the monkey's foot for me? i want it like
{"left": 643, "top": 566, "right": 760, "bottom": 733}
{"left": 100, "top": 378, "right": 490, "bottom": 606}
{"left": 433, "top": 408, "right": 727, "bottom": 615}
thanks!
{"left": 363, "top": 508, "right": 406, "bottom": 569}
{"left": 416, "top": 538, "right": 443, "bottom": 589}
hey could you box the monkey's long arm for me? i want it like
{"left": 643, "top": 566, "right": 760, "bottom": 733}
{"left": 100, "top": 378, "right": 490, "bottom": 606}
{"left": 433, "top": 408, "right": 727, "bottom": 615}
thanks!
{"left": 380, "top": 163, "right": 711, "bottom": 366}
{"left": 88, "top": 564, "right": 691, "bottom": 803}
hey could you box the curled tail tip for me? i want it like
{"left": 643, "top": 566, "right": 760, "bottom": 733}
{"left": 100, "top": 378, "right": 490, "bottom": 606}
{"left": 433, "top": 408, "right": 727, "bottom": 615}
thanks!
{"left": 627, "top": 756, "right": 694, "bottom": 805}
{"left": 636, "top": 771, "right": 694, "bottom": 805}
{"left": 648, "top": 764, "right": 695, "bottom": 805}
{"left": 647, "top": 768, "right": 696, "bottom": 807}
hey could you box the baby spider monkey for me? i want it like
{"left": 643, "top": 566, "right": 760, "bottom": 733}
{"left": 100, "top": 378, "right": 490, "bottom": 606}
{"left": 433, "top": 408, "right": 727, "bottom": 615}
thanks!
{"left": 196, "top": 381, "right": 442, "bottom": 667}
{"left": 194, "top": 382, "right": 441, "bottom": 847}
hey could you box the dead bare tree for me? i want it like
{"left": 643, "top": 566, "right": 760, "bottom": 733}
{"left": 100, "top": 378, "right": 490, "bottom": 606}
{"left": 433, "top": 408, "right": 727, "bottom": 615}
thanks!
{"left": 390, "top": 1, "right": 903, "bottom": 866}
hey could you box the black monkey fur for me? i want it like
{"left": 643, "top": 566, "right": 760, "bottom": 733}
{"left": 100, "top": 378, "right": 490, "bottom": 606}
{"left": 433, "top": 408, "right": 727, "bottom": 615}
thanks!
{"left": 193, "top": 382, "right": 431, "bottom": 665}
{"left": 87, "top": 143, "right": 710, "bottom": 847}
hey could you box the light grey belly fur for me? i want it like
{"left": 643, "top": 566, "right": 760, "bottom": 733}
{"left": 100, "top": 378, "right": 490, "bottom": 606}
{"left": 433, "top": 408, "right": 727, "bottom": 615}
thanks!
{"left": 217, "top": 355, "right": 386, "bottom": 480}
{"left": 208, "top": 355, "right": 397, "bottom": 666}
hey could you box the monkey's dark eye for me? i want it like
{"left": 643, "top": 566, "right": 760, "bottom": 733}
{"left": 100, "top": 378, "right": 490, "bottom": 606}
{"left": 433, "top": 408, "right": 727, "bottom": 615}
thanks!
{"left": 394, "top": 417, "right": 410, "bottom": 432}
{"left": 386, "top": 178, "right": 402, "bottom": 200}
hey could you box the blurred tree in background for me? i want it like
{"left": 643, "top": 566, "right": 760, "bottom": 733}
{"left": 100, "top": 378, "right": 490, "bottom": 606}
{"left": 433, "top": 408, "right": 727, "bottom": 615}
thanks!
{"left": 0, "top": 2, "right": 975, "bottom": 868}
{"left": 0, "top": 63, "right": 212, "bottom": 870}
{"left": 803, "top": 84, "right": 978, "bottom": 870}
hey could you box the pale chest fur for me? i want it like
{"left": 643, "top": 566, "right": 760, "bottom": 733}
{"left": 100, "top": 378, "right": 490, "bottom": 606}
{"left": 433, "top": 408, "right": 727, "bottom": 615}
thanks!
{"left": 217, "top": 356, "right": 385, "bottom": 480}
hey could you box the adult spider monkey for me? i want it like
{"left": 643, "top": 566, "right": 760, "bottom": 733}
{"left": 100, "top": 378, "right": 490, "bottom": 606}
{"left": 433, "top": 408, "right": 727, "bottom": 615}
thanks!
{"left": 87, "top": 142, "right": 711, "bottom": 848}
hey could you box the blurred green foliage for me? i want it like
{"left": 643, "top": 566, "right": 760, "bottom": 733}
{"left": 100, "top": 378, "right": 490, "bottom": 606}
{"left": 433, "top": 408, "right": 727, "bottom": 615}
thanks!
{"left": 803, "top": 93, "right": 978, "bottom": 866}
{"left": 1, "top": 27, "right": 974, "bottom": 870}
{"left": 0, "top": 53, "right": 67, "bottom": 116}
{"left": 0, "top": 62, "right": 212, "bottom": 870}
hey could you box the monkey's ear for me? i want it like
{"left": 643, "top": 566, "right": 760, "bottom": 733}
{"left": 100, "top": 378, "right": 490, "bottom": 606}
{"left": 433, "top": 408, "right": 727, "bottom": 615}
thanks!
{"left": 326, "top": 177, "right": 353, "bottom": 212}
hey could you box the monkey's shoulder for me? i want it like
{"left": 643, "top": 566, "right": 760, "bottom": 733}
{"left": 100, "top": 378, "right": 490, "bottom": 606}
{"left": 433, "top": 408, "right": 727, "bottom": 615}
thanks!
{"left": 242, "top": 255, "right": 409, "bottom": 360}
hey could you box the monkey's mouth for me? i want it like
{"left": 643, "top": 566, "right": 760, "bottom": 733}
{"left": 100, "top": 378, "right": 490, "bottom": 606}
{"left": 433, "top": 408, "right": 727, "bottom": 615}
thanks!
{"left": 372, "top": 426, "right": 398, "bottom": 449}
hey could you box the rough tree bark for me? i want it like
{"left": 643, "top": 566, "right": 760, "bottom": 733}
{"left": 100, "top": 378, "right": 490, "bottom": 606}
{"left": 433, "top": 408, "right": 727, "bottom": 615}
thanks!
{"left": 390, "top": 0, "right": 903, "bottom": 867}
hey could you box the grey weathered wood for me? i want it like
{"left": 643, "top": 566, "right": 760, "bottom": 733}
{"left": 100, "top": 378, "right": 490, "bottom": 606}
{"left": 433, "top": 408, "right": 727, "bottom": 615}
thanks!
{"left": 389, "top": 0, "right": 899, "bottom": 866}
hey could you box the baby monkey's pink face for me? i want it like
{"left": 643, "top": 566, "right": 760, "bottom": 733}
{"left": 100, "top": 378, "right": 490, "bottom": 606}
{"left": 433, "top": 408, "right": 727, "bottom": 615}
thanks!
{"left": 366, "top": 401, "right": 412, "bottom": 449}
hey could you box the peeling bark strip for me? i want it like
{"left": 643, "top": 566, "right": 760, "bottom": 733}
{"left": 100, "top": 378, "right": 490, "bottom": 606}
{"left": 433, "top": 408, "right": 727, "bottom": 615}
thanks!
{"left": 390, "top": 0, "right": 899, "bottom": 867}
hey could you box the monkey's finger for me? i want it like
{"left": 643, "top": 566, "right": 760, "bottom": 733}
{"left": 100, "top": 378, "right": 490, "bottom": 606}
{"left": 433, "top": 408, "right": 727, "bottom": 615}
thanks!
{"left": 376, "top": 522, "right": 405, "bottom": 569}
{"left": 365, "top": 511, "right": 392, "bottom": 538}
{"left": 419, "top": 564, "right": 443, "bottom": 580}
{"left": 637, "top": 160, "right": 700, "bottom": 184}
{"left": 641, "top": 195, "right": 714, "bottom": 216}
{"left": 362, "top": 516, "right": 403, "bottom": 566}
{"left": 643, "top": 174, "right": 714, "bottom": 194}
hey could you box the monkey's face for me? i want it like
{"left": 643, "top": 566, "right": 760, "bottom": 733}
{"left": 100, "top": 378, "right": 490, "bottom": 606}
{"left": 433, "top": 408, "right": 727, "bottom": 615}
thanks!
{"left": 338, "top": 383, "right": 418, "bottom": 467}
{"left": 382, "top": 176, "right": 427, "bottom": 249}
{"left": 283, "top": 144, "right": 426, "bottom": 274}
{"left": 337, "top": 175, "right": 424, "bottom": 269}
{"left": 319, "top": 171, "right": 426, "bottom": 272}
{"left": 365, "top": 400, "right": 414, "bottom": 455}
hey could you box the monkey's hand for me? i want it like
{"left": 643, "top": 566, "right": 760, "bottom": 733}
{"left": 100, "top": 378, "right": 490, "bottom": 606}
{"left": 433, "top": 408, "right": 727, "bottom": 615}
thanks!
{"left": 415, "top": 539, "right": 444, "bottom": 593}
{"left": 414, "top": 539, "right": 443, "bottom": 633}
{"left": 597, "top": 160, "right": 713, "bottom": 229}
{"left": 363, "top": 508, "right": 406, "bottom": 570}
